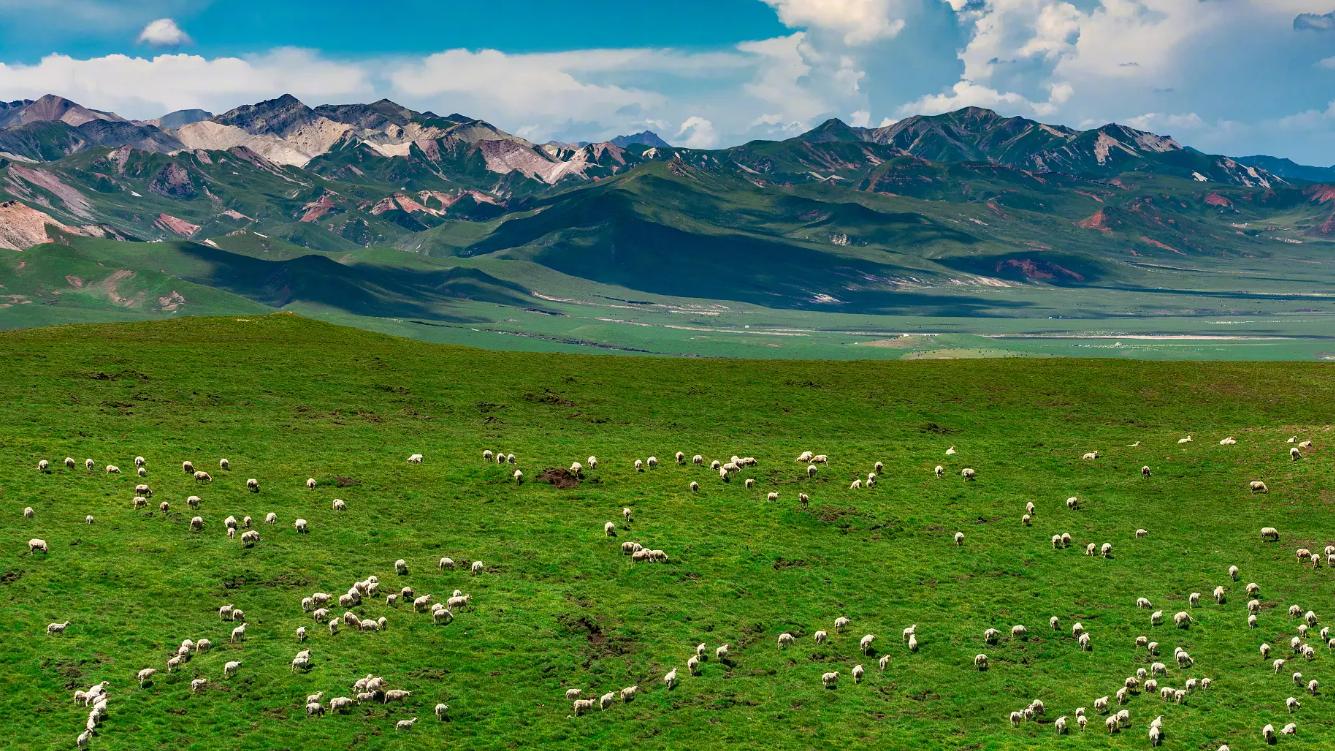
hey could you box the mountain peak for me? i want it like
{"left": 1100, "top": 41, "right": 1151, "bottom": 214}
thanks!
{"left": 0, "top": 94, "right": 123, "bottom": 128}
{"left": 215, "top": 94, "right": 318, "bottom": 136}
{"left": 609, "top": 131, "right": 671, "bottom": 149}
{"left": 797, "top": 118, "right": 864, "bottom": 143}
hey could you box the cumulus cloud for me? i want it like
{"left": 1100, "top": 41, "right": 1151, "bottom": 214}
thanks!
{"left": 676, "top": 116, "right": 719, "bottom": 148}
{"left": 762, "top": 0, "right": 907, "bottom": 45}
{"left": 136, "top": 18, "right": 190, "bottom": 47}
{"left": 0, "top": 50, "right": 371, "bottom": 117}
{"left": 1294, "top": 11, "right": 1334, "bottom": 31}
{"left": 1320, "top": 56, "right": 1335, "bottom": 69}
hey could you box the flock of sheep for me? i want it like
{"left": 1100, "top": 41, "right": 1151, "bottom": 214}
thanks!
{"left": 20, "top": 430, "right": 1329, "bottom": 748}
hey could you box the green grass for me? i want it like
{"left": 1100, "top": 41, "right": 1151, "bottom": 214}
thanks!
{"left": 2, "top": 314, "right": 1333, "bottom": 749}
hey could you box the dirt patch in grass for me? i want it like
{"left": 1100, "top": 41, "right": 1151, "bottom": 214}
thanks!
{"left": 772, "top": 558, "right": 808, "bottom": 570}
{"left": 334, "top": 476, "right": 360, "bottom": 488}
{"left": 0, "top": 570, "right": 21, "bottom": 585}
{"left": 539, "top": 468, "right": 581, "bottom": 488}
{"left": 524, "top": 388, "right": 575, "bottom": 407}
{"left": 816, "top": 506, "right": 861, "bottom": 523}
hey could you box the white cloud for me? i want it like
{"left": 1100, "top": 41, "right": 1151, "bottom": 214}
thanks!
{"left": 0, "top": 50, "right": 371, "bottom": 117}
{"left": 136, "top": 18, "right": 190, "bottom": 47}
{"left": 849, "top": 110, "right": 871, "bottom": 127}
{"left": 675, "top": 116, "right": 718, "bottom": 148}
{"left": 1320, "top": 56, "right": 1335, "bottom": 69}
{"left": 901, "top": 79, "right": 1071, "bottom": 118}
{"left": 762, "top": 0, "right": 907, "bottom": 45}
{"left": 1123, "top": 112, "right": 1206, "bottom": 132}
{"left": 389, "top": 48, "right": 669, "bottom": 125}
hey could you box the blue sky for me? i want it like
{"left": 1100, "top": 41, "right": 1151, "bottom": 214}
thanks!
{"left": 0, "top": 0, "right": 1332, "bottom": 163}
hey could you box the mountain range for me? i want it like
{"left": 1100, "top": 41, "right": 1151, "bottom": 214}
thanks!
{"left": 0, "top": 92, "right": 1331, "bottom": 354}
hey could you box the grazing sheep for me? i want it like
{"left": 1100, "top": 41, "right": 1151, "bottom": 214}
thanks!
{"left": 777, "top": 633, "right": 795, "bottom": 649}
{"left": 860, "top": 634, "right": 875, "bottom": 654}
{"left": 1173, "top": 612, "right": 1192, "bottom": 628}
{"left": 294, "top": 518, "right": 309, "bottom": 534}
{"left": 984, "top": 628, "right": 1000, "bottom": 645}
{"left": 620, "top": 685, "right": 638, "bottom": 703}
{"left": 1260, "top": 526, "right": 1280, "bottom": 542}
{"left": 1280, "top": 723, "right": 1296, "bottom": 736}
{"left": 1178, "top": 436, "right": 1192, "bottom": 444}
{"left": 1262, "top": 724, "right": 1276, "bottom": 743}
{"left": 687, "top": 655, "right": 701, "bottom": 675}
{"left": 822, "top": 671, "right": 839, "bottom": 688}
{"left": 28, "top": 538, "right": 48, "bottom": 554}
{"left": 1054, "top": 716, "right": 1068, "bottom": 734}
{"left": 690, "top": 481, "right": 700, "bottom": 492}
{"left": 471, "top": 560, "right": 485, "bottom": 575}
{"left": 194, "top": 471, "right": 212, "bottom": 483}
{"left": 974, "top": 654, "right": 989, "bottom": 670}
{"left": 135, "top": 483, "right": 152, "bottom": 497}
{"left": 934, "top": 465, "right": 944, "bottom": 478}
{"left": 961, "top": 468, "right": 976, "bottom": 480}
{"left": 1136, "top": 528, "right": 1148, "bottom": 538}
{"left": 106, "top": 464, "right": 120, "bottom": 474}
{"left": 223, "top": 660, "right": 241, "bottom": 678}
{"left": 396, "top": 718, "right": 418, "bottom": 731}
{"left": 647, "top": 456, "right": 658, "bottom": 468}
{"left": 1251, "top": 481, "right": 1269, "bottom": 494}
{"left": 908, "top": 634, "right": 919, "bottom": 652}
{"left": 807, "top": 464, "right": 818, "bottom": 478}
{"left": 852, "top": 664, "right": 865, "bottom": 683}
{"left": 245, "top": 478, "right": 259, "bottom": 493}
{"left": 46, "top": 621, "right": 70, "bottom": 634}
{"left": 849, "top": 479, "right": 862, "bottom": 490}
{"left": 230, "top": 624, "right": 246, "bottom": 643}
{"left": 1308, "top": 679, "right": 1319, "bottom": 696}
{"left": 190, "top": 678, "right": 208, "bottom": 694}
{"left": 634, "top": 459, "right": 644, "bottom": 472}
{"left": 1141, "top": 466, "right": 1151, "bottom": 478}
{"left": 675, "top": 451, "right": 686, "bottom": 464}
{"left": 1151, "top": 610, "right": 1164, "bottom": 626}
{"left": 1214, "top": 586, "right": 1226, "bottom": 604}
{"left": 715, "top": 644, "right": 729, "bottom": 661}
{"left": 1082, "top": 451, "right": 1099, "bottom": 460}
{"left": 1101, "top": 543, "right": 1113, "bottom": 558}
{"left": 1066, "top": 496, "right": 1079, "bottom": 510}
{"left": 664, "top": 668, "right": 678, "bottom": 689}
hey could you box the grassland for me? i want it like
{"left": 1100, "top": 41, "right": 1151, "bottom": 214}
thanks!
{"left": 3, "top": 237, "right": 1334, "bottom": 361}
{"left": 2, "top": 314, "right": 1333, "bottom": 750}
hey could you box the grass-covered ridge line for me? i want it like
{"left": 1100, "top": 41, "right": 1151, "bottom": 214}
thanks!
{"left": 1, "top": 314, "right": 1333, "bottom": 749}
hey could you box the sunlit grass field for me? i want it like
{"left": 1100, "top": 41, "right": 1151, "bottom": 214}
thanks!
{"left": 2, "top": 314, "right": 1332, "bottom": 749}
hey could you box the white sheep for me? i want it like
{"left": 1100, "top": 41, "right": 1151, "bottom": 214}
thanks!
{"left": 675, "top": 451, "right": 686, "bottom": 464}
{"left": 954, "top": 531, "right": 965, "bottom": 546}
{"left": 974, "top": 654, "right": 988, "bottom": 670}
{"left": 396, "top": 718, "right": 418, "bottom": 731}
{"left": 664, "top": 668, "right": 678, "bottom": 689}
{"left": 1251, "top": 481, "right": 1269, "bottom": 494}
{"left": 860, "top": 634, "right": 875, "bottom": 654}
{"left": 777, "top": 632, "right": 794, "bottom": 649}
{"left": 934, "top": 465, "right": 944, "bottom": 478}
{"left": 47, "top": 621, "right": 70, "bottom": 634}
{"left": 834, "top": 616, "right": 850, "bottom": 633}
{"left": 961, "top": 468, "right": 976, "bottom": 480}
{"left": 223, "top": 660, "right": 241, "bottom": 677}
{"left": 1082, "top": 451, "right": 1099, "bottom": 460}
{"left": 230, "top": 624, "right": 246, "bottom": 643}
{"left": 852, "top": 664, "right": 865, "bottom": 683}
{"left": 822, "top": 671, "right": 839, "bottom": 688}
{"left": 647, "top": 456, "right": 658, "bottom": 468}
{"left": 28, "top": 538, "right": 48, "bottom": 554}
{"left": 1260, "top": 526, "right": 1279, "bottom": 542}
{"left": 814, "top": 630, "right": 829, "bottom": 644}
{"left": 471, "top": 560, "right": 484, "bottom": 575}
{"left": 767, "top": 492, "right": 779, "bottom": 502}
{"left": 194, "top": 471, "right": 212, "bottom": 482}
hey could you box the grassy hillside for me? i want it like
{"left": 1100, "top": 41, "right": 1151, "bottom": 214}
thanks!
{"left": 2, "top": 314, "right": 1333, "bottom": 750}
